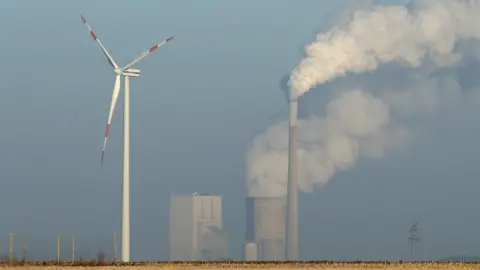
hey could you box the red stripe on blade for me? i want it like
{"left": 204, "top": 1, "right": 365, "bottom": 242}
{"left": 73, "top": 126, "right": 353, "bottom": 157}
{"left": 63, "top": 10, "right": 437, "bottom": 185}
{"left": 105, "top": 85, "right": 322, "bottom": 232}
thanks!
{"left": 104, "top": 123, "right": 111, "bottom": 138}
{"left": 149, "top": 44, "right": 159, "bottom": 52}
{"left": 90, "top": 30, "right": 97, "bottom": 40}
{"left": 166, "top": 36, "right": 175, "bottom": 42}
{"left": 81, "top": 15, "right": 86, "bottom": 24}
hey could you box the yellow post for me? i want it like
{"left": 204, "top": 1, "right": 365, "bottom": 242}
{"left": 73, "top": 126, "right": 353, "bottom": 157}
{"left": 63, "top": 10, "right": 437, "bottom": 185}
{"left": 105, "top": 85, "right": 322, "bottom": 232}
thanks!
{"left": 23, "top": 236, "right": 27, "bottom": 261}
{"left": 9, "top": 232, "right": 12, "bottom": 264}
{"left": 113, "top": 231, "right": 117, "bottom": 262}
{"left": 71, "top": 234, "right": 75, "bottom": 263}
{"left": 57, "top": 232, "right": 60, "bottom": 263}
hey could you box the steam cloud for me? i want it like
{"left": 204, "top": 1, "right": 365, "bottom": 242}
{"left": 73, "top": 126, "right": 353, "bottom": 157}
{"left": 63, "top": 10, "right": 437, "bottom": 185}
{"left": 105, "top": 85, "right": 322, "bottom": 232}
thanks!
{"left": 247, "top": 0, "right": 480, "bottom": 197}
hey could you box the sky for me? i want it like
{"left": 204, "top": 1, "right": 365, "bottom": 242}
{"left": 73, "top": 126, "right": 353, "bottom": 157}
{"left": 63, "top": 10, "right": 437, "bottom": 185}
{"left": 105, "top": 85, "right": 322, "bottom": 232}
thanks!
{"left": 1, "top": 0, "right": 480, "bottom": 262}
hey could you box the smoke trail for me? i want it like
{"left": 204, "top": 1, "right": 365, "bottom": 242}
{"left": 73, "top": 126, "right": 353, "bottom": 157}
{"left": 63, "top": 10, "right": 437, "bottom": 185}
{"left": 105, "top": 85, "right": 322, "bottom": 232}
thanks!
{"left": 247, "top": 88, "right": 411, "bottom": 197}
{"left": 289, "top": 0, "right": 480, "bottom": 98}
{"left": 247, "top": 0, "right": 480, "bottom": 197}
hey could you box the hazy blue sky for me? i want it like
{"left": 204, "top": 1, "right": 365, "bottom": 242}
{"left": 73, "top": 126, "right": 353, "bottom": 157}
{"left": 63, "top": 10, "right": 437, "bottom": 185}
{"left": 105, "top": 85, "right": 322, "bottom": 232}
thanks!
{"left": 1, "top": 0, "right": 480, "bottom": 262}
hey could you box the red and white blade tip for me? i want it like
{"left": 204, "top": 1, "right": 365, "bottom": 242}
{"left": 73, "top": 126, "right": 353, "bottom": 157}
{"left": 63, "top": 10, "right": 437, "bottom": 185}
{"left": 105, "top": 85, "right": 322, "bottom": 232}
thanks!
{"left": 148, "top": 36, "right": 175, "bottom": 53}
{"left": 101, "top": 123, "right": 111, "bottom": 164}
{"left": 80, "top": 15, "right": 98, "bottom": 40}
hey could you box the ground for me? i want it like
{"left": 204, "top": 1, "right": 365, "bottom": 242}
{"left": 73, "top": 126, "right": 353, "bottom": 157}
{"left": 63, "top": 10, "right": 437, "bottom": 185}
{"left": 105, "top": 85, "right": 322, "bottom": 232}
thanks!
{"left": 2, "top": 262, "right": 480, "bottom": 269}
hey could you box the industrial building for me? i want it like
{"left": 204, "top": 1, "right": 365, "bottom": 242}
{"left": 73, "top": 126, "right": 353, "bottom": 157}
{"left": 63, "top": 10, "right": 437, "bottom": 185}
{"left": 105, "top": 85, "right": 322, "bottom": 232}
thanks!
{"left": 244, "top": 196, "right": 287, "bottom": 261}
{"left": 169, "top": 193, "right": 228, "bottom": 261}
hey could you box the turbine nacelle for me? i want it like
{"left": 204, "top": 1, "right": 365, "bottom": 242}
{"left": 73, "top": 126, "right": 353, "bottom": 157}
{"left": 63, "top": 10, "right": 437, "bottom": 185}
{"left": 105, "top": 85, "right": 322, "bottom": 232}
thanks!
{"left": 114, "top": 68, "right": 140, "bottom": 77}
{"left": 123, "top": 68, "right": 140, "bottom": 77}
{"left": 124, "top": 68, "right": 140, "bottom": 74}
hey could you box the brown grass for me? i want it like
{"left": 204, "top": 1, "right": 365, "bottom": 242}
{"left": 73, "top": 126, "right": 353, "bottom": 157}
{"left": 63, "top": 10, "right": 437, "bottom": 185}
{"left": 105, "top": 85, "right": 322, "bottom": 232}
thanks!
{"left": 2, "top": 262, "right": 480, "bottom": 269}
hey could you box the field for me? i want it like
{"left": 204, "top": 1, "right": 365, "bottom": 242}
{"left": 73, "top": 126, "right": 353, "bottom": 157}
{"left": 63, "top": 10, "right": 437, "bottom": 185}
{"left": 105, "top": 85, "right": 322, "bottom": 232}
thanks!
{"left": 2, "top": 262, "right": 480, "bottom": 269}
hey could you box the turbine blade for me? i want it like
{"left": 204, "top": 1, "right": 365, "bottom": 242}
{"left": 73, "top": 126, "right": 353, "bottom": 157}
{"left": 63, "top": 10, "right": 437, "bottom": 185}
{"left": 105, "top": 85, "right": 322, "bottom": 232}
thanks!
{"left": 122, "top": 36, "right": 175, "bottom": 70}
{"left": 80, "top": 15, "right": 119, "bottom": 69}
{"left": 101, "top": 74, "right": 122, "bottom": 163}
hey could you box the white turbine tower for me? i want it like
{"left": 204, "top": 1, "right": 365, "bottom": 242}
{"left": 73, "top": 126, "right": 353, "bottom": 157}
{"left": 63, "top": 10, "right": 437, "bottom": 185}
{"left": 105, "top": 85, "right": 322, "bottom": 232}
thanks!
{"left": 80, "top": 15, "right": 174, "bottom": 262}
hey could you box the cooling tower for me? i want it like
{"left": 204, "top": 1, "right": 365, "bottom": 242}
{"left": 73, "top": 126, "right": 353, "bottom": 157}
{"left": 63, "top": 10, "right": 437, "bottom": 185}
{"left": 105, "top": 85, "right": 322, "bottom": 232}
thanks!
{"left": 245, "top": 197, "right": 286, "bottom": 261}
{"left": 286, "top": 96, "right": 299, "bottom": 260}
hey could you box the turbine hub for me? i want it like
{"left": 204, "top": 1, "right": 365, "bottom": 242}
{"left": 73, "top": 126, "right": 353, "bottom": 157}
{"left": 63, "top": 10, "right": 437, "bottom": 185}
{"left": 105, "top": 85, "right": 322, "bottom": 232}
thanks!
{"left": 114, "top": 68, "right": 124, "bottom": 75}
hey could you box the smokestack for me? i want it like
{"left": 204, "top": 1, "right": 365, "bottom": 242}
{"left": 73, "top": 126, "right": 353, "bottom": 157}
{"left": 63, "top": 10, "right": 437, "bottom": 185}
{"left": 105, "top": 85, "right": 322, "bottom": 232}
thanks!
{"left": 248, "top": 2, "right": 480, "bottom": 261}
{"left": 285, "top": 91, "right": 299, "bottom": 260}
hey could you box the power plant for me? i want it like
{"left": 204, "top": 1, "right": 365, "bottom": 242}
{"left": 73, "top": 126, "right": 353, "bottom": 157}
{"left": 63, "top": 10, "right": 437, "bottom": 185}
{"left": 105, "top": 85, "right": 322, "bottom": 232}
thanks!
{"left": 169, "top": 193, "right": 228, "bottom": 261}
{"left": 244, "top": 197, "right": 287, "bottom": 261}
{"left": 286, "top": 89, "right": 299, "bottom": 260}
{"left": 168, "top": 90, "right": 300, "bottom": 262}
{"left": 168, "top": 92, "right": 300, "bottom": 261}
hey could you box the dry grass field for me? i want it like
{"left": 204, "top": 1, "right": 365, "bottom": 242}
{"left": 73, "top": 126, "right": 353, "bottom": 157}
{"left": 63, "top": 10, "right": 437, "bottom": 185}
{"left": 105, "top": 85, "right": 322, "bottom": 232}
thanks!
{"left": 2, "top": 262, "right": 480, "bottom": 270}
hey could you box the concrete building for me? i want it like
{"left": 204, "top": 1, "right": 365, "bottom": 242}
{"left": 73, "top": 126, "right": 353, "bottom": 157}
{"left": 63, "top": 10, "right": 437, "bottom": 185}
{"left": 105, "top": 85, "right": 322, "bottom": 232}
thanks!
{"left": 245, "top": 196, "right": 286, "bottom": 261}
{"left": 243, "top": 242, "right": 258, "bottom": 261}
{"left": 169, "top": 193, "right": 228, "bottom": 261}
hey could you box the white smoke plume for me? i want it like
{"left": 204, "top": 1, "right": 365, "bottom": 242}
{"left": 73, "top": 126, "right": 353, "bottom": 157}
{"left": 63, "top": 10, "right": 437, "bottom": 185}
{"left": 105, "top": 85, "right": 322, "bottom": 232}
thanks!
{"left": 290, "top": 0, "right": 480, "bottom": 98}
{"left": 247, "top": 0, "right": 480, "bottom": 197}
{"left": 247, "top": 89, "right": 412, "bottom": 197}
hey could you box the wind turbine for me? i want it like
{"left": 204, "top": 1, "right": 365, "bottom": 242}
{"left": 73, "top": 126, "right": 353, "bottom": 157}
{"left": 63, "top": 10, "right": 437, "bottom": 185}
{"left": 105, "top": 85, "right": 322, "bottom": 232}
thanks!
{"left": 408, "top": 221, "right": 420, "bottom": 260}
{"left": 80, "top": 15, "right": 174, "bottom": 262}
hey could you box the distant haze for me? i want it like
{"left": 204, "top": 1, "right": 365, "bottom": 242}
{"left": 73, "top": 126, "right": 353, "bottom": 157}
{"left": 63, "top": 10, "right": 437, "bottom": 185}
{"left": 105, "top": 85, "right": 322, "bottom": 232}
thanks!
{"left": 4, "top": 0, "right": 480, "bottom": 261}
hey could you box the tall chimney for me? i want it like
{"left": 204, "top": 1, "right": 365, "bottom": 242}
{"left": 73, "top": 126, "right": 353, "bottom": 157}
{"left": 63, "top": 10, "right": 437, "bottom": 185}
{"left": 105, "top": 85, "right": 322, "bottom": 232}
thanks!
{"left": 285, "top": 91, "right": 299, "bottom": 260}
